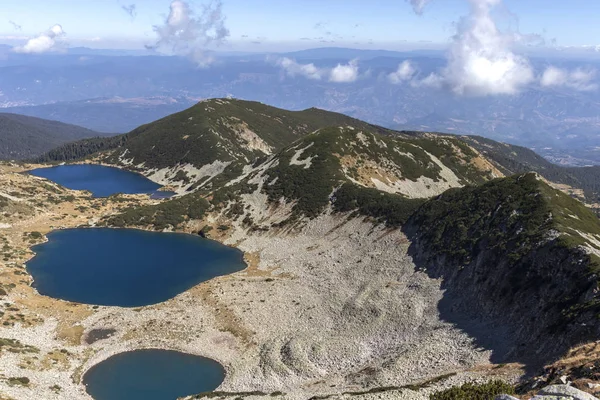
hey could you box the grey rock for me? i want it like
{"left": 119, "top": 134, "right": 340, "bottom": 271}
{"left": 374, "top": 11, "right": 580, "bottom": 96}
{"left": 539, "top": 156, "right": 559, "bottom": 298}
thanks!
{"left": 495, "top": 395, "right": 519, "bottom": 400}
{"left": 535, "top": 385, "right": 599, "bottom": 400}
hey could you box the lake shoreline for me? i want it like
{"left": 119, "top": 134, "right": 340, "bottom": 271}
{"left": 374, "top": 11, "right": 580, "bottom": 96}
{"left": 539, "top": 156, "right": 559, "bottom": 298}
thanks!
{"left": 26, "top": 227, "right": 246, "bottom": 307}
{"left": 28, "top": 164, "right": 165, "bottom": 198}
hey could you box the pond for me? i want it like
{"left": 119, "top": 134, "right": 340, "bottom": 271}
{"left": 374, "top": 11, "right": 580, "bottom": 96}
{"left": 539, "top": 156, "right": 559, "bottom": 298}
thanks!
{"left": 83, "top": 349, "right": 225, "bottom": 400}
{"left": 29, "top": 164, "right": 169, "bottom": 198}
{"left": 27, "top": 228, "right": 246, "bottom": 307}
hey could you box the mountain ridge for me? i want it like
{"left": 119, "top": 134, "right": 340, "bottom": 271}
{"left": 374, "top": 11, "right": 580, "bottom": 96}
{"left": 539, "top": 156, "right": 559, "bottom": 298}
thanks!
{"left": 0, "top": 113, "right": 107, "bottom": 160}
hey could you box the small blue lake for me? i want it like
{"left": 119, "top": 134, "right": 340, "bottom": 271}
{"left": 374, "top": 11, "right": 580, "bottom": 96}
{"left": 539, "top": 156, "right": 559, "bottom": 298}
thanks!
{"left": 29, "top": 164, "right": 168, "bottom": 198}
{"left": 27, "top": 228, "right": 246, "bottom": 307}
{"left": 83, "top": 349, "right": 225, "bottom": 400}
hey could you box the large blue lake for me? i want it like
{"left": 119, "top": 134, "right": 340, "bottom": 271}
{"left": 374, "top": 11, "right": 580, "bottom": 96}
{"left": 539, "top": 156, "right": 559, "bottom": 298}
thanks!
{"left": 27, "top": 228, "right": 246, "bottom": 307}
{"left": 83, "top": 349, "right": 225, "bottom": 400}
{"left": 29, "top": 164, "right": 164, "bottom": 198}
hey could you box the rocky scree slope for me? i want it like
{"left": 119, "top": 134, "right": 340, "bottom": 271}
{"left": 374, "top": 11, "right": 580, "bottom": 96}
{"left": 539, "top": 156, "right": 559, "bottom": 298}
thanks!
{"left": 0, "top": 113, "right": 105, "bottom": 160}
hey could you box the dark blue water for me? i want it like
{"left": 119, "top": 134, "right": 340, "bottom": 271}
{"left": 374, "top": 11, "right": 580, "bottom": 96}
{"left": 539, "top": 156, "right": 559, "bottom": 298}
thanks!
{"left": 83, "top": 349, "right": 225, "bottom": 400}
{"left": 27, "top": 228, "right": 246, "bottom": 307}
{"left": 29, "top": 164, "right": 167, "bottom": 198}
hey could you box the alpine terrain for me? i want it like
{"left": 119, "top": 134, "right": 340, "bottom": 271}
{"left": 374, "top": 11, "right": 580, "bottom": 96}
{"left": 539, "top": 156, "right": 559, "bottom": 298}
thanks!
{"left": 2, "top": 99, "right": 600, "bottom": 400}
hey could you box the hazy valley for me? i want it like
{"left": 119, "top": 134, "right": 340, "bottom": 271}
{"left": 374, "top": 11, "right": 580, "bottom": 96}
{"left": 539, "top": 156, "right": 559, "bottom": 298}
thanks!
{"left": 2, "top": 49, "right": 600, "bottom": 165}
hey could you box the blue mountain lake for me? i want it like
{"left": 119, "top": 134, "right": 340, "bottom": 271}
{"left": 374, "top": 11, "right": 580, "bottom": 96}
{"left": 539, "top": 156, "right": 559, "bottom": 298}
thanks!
{"left": 29, "top": 164, "right": 168, "bottom": 198}
{"left": 27, "top": 228, "right": 246, "bottom": 307}
{"left": 83, "top": 349, "right": 225, "bottom": 400}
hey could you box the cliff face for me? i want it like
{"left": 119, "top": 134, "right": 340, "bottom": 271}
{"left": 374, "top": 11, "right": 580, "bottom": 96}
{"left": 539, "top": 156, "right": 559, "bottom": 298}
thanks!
{"left": 404, "top": 173, "right": 600, "bottom": 370}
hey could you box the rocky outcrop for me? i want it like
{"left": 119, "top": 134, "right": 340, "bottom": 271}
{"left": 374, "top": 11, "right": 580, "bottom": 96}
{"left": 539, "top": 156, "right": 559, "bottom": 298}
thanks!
{"left": 535, "top": 385, "right": 599, "bottom": 399}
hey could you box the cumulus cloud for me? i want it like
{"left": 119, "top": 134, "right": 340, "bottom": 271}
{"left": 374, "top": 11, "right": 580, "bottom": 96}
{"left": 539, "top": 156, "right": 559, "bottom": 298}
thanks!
{"left": 406, "top": 0, "right": 432, "bottom": 14}
{"left": 276, "top": 58, "right": 324, "bottom": 80}
{"left": 406, "top": 0, "right": 597, "bottom": 95}
{"left": 329, "top": 59, "right": 360, "bottom": 83}
{"left": 13, "top": 24, "right": 66, "bottom": 54}
{"left": 273, "top": 58, "right": 361, "bottom": 83}
{"left": 149, "top": 0, "right": 229, "bottom": 66}
{"left": 122, "top": 4, "right": 137, "bottom": 19}
{"left": 541, "top": 67, "right": 597, "bottom": 91}
{"left": 388, "top": 60, "right": 417, "bottom": 84}
{"left": 409, "top": 0, "right": 535, "bottom": 96}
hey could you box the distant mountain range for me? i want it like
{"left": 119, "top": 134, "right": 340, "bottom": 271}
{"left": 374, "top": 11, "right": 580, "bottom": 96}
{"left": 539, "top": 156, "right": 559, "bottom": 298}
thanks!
{"left": 1, "top": 48, "right": 599, "bottom": 165}
{"left": 0, "top": 113, "right": 108, "bottom": 160}
{"left": 5, "top": 97, "right": 198, "bottom": 134}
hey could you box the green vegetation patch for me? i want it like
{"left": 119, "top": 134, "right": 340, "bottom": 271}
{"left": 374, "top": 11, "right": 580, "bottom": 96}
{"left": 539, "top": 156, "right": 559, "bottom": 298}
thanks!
{"left": 411, "top": 137, "right": 492, "bottom": 184}
{"left": 429, "top": 380, "right": 515, "bottom": 400}
{"left": 409, "top": 173, "right": 554, "bottom": 264}
{"left": 6, "top": 377, "right": 30, "bottom": 387}
{"left": 0, "top": 195, "right": 9, "bottom": 210}
{"left": 263, "top": 128, "right": 347, "bottom": 218}
{"left": 34, "top": 135, "right": 127, "bottom": 163}
{"left": 105, "top": 194, "right": 209, "bottom": 230}
{"left": 0, "top": 338, "right": 39, "bottom": 354}
{"left": 333, "top": 183, "right": 425, "bottom": 227}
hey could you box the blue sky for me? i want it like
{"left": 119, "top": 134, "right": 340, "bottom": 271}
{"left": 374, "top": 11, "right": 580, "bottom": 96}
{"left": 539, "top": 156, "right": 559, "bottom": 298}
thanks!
{"left": 1, "top": 0, "right": 599, "bottom": 51}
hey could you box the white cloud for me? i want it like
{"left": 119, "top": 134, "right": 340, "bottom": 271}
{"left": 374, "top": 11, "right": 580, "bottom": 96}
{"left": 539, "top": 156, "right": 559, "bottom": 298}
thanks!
{"left": 276, "top": 57, "right": 324, "bottom": 80}
{"left": 388, "top": 60, "right": 417, "bottom": 84}
{"left": 149, "top": 0, "right": 229, "bottom": 66}
{"left": 273, "top": 58, "right": 361, "bottom": 83}
{"left": 414, "top": 72, "right": 444, "bottom": 89}
{"left": 406, "top": 0, "right": 535, "bottom": 95}
{"left": 408, "top": 0, "right": 598, "bottom": 95}
{"left": 440, "top": 0, "right": 534, "bottom": 95}
{"left": 329, "top": 59, "right": 359, "bottom": 83}
{"left": 13, "top": 24, "right": 66, "bottom": 54}
{"left": 541, "top": 67, "right": 597, "bottom": 91}
{"left": 406, "top": 0, "right": 432, "bottom": 14}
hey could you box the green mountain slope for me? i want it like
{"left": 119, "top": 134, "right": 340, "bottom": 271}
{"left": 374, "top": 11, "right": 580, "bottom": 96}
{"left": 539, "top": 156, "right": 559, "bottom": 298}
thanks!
{"left": 250, "top": 127, "right": 498, "bottom": 219}
{"left": 37, "top": 98, "right": 380, "bottom": 167}
{"left": 38, "top": 101, "right": 600, "bottom": 208}
{"left": 105, "top": 126, "right": 502, "bottom": 229}
{"left": 404, "top": 173, "right": 600, "bottom": 367}
{"left": 103, "top": 133, "right": 600, "bottom": 372}
{"left": 0, "top": 113, "right": 106, "bottom": 160}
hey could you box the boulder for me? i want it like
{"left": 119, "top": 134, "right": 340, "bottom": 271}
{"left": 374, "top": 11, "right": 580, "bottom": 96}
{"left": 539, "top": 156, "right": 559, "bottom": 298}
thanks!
{"left": 533, "top": 385, "right": 599, "bottom": 400}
